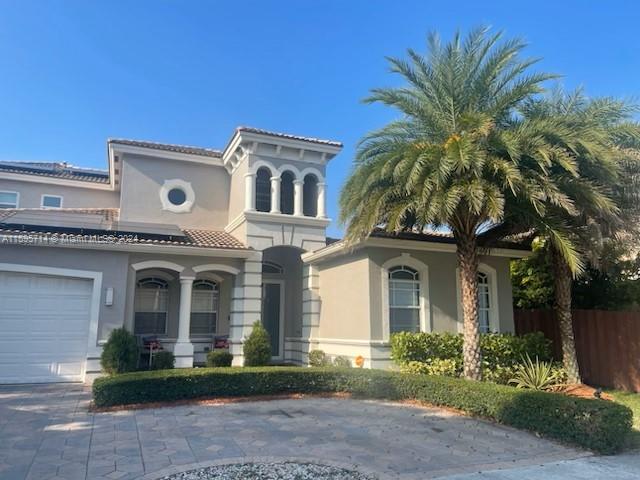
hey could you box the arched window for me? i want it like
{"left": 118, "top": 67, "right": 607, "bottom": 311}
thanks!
{"left": 280, "top": 171, "right": 295, "bottom": 214}
{"left": 262, "top": 261, "right": 284, "bottom": 274}
{"left": 388, "top": 266, "right": 421, "bottom": 333}
{"left": 190, "top": 280, "right": 219, "bottom": 336}
{"left": 478, "top": 272, "right": 491, "bottom": 333}
{"left": 255, "top": 168, "right": 271, "bottom": 212}
{"left": 134, "top": 277, "right": 169, "bottom": 335}
{"left": 303, "top": 174, "right": 318, "bottom": 217}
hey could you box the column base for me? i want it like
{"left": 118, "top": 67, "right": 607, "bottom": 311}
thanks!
{"left": 173, "top": 341, "right": 194, "bottom": 368}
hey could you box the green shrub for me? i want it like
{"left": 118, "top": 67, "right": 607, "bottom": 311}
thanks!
{"left": 151, "top": 351, "right": 175, "bottom": 370}
{"left": 508, "top": 354, "right": 565, "bottom": 391}
{"left": 207, "top": 350, "right": 233, "bottom": 367}
{"left": 100, "top": 328, "right": 138, "bottom": 374}
{"left": 92, "top": 367, "right": 632, "bottom": 454}
{"left": 243, "top": 321, "right": 271, "bottom": 366}
{"left": 391, "top": 331, "right": 553, "bottom": 384}
{"left": 308, "top": 349, "right": 330, "bottom": 367}
{"left": 401, "top": 358, "right": 460, "bottom": 377}
{"left": 332, "top": 356, "right": 352, "bottom": 368}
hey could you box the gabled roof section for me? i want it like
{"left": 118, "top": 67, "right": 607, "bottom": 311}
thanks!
{"left": 0, "top": 161, "right": 110, "bottom": 184}
{"left": 108, "top": 138, "right": 222, "bottom": 158}
{"left": 236, "top": 126, "right": 343, "bottom": 148}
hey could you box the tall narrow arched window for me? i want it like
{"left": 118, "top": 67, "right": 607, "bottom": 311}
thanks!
{"left": 134, "top": 277, "right": 169, "bottom": 335}
{"left": 388, "top": 266, "right": 421, "bottom": 333}
{"left": 255, "top": 168, "right": 271, "bottom": 212}
{"left": 280, "top": 171, "right": 295, "bottom": 214}
{"left": 190, "top": 280, "right": 219, "bottom": 336}
{"left": 303, "top": 174, "right": 318, "bottom": 217}
{"left": 477, "top": 272, "right": 491, "bottom": 333}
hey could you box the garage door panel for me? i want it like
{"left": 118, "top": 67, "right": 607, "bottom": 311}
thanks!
{"left": 0, "top": 294, "right": 30, "bottom": 311}
{"left": 0, "top": 271, "right": 93, "bottom": 384}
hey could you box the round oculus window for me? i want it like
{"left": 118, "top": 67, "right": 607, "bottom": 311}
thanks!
{"left": 167, "top": 187, "right": 187, "bottom": 206}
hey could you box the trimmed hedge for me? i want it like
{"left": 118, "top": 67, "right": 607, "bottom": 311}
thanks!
{"left": 92, "top": 367, "right": 632, "bottom": 454}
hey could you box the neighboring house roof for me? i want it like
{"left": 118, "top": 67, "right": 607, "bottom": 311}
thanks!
{"left": 108, "top": 138, "right": 223, "bottom": 158}
{"left": 0, "top": 161, "right": 110, "bottom": 183}
{"left": 0, "top": 208, "right": 248, "bottom": 251}
{"left": 236, "top": 126, "right": 344, "bottom": 148}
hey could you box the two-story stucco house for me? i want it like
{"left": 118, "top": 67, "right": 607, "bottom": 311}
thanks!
{"left": 0, "top": 127, "right": 528, "bottom": 383}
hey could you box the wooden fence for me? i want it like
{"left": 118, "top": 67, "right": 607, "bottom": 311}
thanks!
{"left": 514, "top": 309, "right": 640, "bottom": 392}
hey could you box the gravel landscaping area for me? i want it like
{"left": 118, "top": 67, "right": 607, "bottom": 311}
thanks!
{"left": 159, "top": 462, "right": 377, "bottom": 480}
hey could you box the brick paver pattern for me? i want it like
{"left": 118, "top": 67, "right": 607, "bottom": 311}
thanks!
{"left": 0, "top": 385, "right": 584, "bottom": 480}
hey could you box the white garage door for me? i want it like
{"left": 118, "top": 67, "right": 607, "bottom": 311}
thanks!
{"left": 0, "top": 271, "right": 93, "bottom": 383}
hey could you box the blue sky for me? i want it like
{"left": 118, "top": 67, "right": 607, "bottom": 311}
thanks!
{"left": 0, "top": 1, "right": 637, "bottom": 236}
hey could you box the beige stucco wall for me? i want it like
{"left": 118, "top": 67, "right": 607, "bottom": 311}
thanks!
{"left": 316, "top": 250, "right": 372, "bottom": 340}
{"left": 314, "top": 246, "right": 516, "bottom": 344}
{"left": 227, "top": 160, "right": 248, "bottom": 226}
{"left": 0, "top": 178, "right": 119, "bottom": 208}
{"left": 118, "top": 153, "right": 230, "bottom": 230}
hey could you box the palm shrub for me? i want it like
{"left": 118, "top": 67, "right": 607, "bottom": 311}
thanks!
{"left": 340, "top": 27, "right": 581, "bottom": 380}
{"left": 100, "top": 327, "right": 138, "bottom": 374}
{"left": 243, "top": 321, "right": 272, "bottom": 366}
{"left": 509, "top": 354, "right": 565, "bottom": 391}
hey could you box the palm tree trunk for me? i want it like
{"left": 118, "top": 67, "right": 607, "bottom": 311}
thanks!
{"left": 552, "top": 247, "right": 581, "bottom": 384}
{"left": 456, "top": 232, "right": 482, "bottom": 381}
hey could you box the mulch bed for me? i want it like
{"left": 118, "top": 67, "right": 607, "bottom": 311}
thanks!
{"left": 561, "top": 384, "right": 613, "bottom": 400}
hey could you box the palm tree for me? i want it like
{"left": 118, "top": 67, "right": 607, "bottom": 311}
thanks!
{"left": 511, "top": 90, "right": 640, "bottom": 383}
{"left": 340, "top": 28, "right": 580, "bottom": 380}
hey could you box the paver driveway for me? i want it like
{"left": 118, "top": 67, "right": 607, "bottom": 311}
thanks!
{"left": 0, "top": 384, "right": 585, "bottom": 480}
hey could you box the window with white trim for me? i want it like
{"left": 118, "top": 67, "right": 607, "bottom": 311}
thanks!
{"left": 134, "top": 277, "right": 169, "bottom": 335}
{"left": 190, "top": 280, "right": 219, "bottom": 336}
{"left": 478, "top": 272, "right": 491, "bottom": 333}
{"left": 0, "top": 191, "right": 18, "bottom": 208}
{"left": 389, "top": 266, "right": 421, "bottom": 333}
{"left": 41, "top": 194, "right": 62, "bottom": 208}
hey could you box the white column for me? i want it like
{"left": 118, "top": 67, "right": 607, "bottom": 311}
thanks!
{"left": 270, "top": 176, "right": 281, "bottom": 214}
{"left": 244, "top": 172, "right": 256, "bottom": 212}
{"left": 229, "top": 252, "right": 263, "bottom": 366}
{"left": 293, "top": 179, "right": 304, "bottom": 216}
{"left": 317, "top": 182, "right": 327, "bottom": 218}
{"left": 174, "top": 276, "right": 195, "bottom": 368}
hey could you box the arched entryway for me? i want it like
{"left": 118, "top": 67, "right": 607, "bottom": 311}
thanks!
{"left": 261, "top": 246, "right": 304, "bottom": 361}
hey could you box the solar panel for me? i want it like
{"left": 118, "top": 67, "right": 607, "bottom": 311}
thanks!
{"left": 0, "top": 211, "right": 186, "bottom": 240}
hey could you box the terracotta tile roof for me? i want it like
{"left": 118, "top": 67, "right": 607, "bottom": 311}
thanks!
{"left": 181, "top": 229, "right": 246, "bottom": 249}
{"left": 236, "top": 126, "right": 343, "bottom": 148}
{"left": 0, "top": 161, "right": 110, "bottom": 183}
{"left": 370, "top": 228, "right": 530, "bottom": 250}
{"left": 108, "top": 138, "right": 223, "bottom": 158}
{"left": 0, "top": 208, "right": 248, "bottom": 251}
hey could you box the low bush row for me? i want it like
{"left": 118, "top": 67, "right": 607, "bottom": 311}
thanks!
{"left": 92, "top": 367, "right": 632, "bottom": 454}
{"left": 390, "top": 331, "right": 558, "bottom": 384}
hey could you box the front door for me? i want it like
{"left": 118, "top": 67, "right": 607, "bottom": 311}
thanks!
{"left": 262, "top": 280, "right": 284, "bottom": 360}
